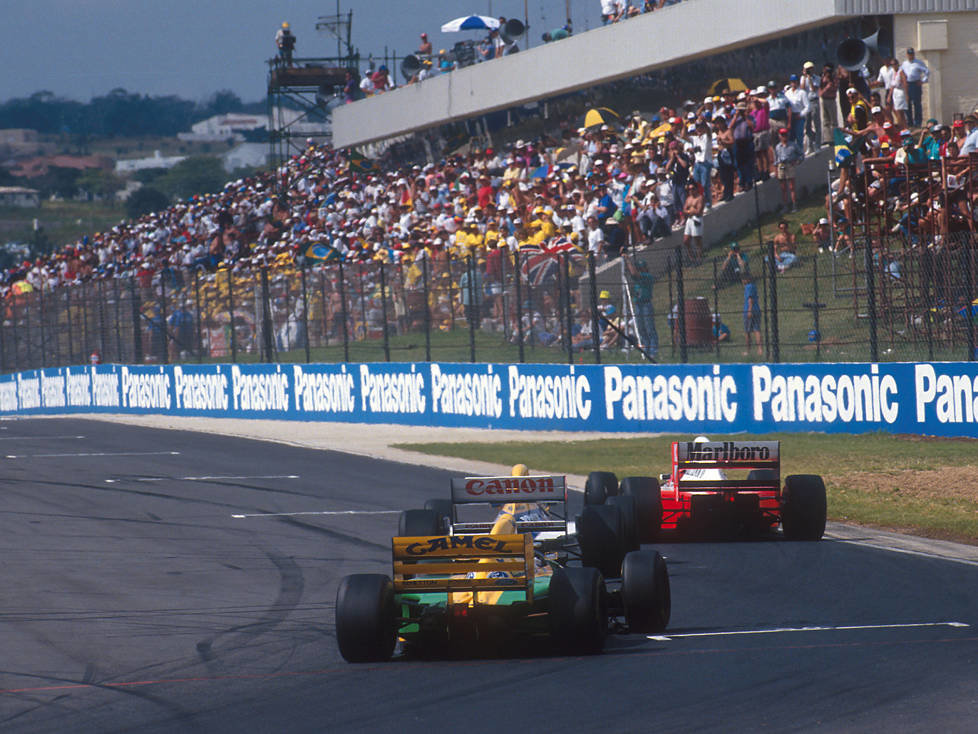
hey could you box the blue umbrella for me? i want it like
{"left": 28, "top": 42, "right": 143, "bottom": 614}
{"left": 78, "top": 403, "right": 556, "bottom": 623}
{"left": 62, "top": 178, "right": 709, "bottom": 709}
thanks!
{"left": 441, "top": 15, "right": 500, "bottom": 33}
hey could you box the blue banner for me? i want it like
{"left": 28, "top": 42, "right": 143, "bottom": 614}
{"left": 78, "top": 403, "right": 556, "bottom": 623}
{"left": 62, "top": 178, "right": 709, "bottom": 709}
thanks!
{"left": 2, "top": 361, "right": 977, "bottom": 437}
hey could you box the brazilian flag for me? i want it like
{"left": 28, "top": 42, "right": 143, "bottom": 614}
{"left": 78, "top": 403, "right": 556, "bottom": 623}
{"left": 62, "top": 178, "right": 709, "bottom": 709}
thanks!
{"left": 304, "top": 242, "right": 341, "bottom": 262}
{"left": 348, "top": 150, "right": 379, "bottom": 175}
{"left": 833, "top": 128, "right": 855, "bottom": 166}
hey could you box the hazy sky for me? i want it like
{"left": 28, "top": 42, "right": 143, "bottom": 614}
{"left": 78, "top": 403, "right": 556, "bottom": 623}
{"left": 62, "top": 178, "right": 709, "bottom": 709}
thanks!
{"left": 3, "top": 1, "right": 603, "bottom": 104}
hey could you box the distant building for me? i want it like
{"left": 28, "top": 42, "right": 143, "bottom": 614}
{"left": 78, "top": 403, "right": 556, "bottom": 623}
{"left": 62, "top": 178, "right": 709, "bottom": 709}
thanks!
{"left": 0, "top": 129, "right": 43, "bottom": 157}
{"left": 178, "top": 113, "right": 270, "bottom": 143}
{"left": 10, "top": 154, "right": 112, "bottom": 178}
{"left": 221, "top": 143, "right": 270, "bottom": 173}
{"left": 115, "top": 150, "right": 187, "bottom": 174}
{"left": 0, "top": 186, "right": 40, "bottom": 207}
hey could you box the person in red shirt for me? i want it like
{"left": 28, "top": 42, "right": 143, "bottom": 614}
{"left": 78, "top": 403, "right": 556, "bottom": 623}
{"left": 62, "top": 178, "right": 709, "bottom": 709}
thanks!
{"left": 476, "top": 175, "right": 495, "bottom": 210}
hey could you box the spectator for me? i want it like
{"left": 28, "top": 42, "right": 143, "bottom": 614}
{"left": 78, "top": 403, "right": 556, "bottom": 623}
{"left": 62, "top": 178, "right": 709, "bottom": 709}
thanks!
{"left": 542, "top": 25, "right": 571, "bottom": 43}
{"left": 900, "top": 48, "right": 929, "bottom": 128}
{"left": 275, "top": 22, "right": 296, "bottom": 66}
{"left": 682, "top": 182, "right": 705, "bottom": 262}
{"left": 417, "top": 33, "right": 433, "bottom": 57}
{"left": 813, "top": 217, "right": 832, "bottom": 253}
{"left": 784, "top": 75, "right": 809, "bottom": 149}
{"left": 689, "top": 119, "right": 713, "bottom": 209}
{"left": 625, "top": 254, "right": 658, "bottom": 357}
{"left": 716, "top": 242, "right": 749, "bottom": 289}
{"left": 773, "top": 220, "right": 799, "bottom": 272}
{"left": 774, "top": 128, "right": 803, "bottom": 212}
{"left": 818, "top": 63, "right": 839, "bottom": 144}
{"left": 730, "top": 102, "right": 755, "bottom": 191}
{"left": 742, "top": 273, "right": 763, "bottom": 357}
{"left": 712, "top": 313, "right": 730, "bottom": 343}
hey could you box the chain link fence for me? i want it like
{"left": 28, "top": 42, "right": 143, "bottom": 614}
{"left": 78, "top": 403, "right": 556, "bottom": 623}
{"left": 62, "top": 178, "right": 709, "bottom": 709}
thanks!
{"left": 2, "top": 237, "right": 975, "bottom": 373}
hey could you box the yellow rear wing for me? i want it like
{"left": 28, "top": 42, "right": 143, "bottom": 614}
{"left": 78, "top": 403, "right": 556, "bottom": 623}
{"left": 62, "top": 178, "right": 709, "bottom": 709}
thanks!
{"left": 391, "top": 534, "right": 535, "bottom": 603}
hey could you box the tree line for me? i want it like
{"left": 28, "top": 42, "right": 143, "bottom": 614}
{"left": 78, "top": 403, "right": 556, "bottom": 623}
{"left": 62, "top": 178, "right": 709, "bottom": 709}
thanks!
{"left": 0, "top": 88, "right": 263, "bottom": 138}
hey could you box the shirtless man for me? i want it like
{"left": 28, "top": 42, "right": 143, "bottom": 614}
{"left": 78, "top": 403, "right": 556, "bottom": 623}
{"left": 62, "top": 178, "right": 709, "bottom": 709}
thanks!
{"left": 682, "top": 182, "right": 705, "bottom": 263}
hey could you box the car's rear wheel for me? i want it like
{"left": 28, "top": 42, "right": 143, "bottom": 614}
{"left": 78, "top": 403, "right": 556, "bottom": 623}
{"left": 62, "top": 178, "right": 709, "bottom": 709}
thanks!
{"left": 585, "top": 471, "right": 618, "bottom": 506}
{"left": 549, "top": 565, "right": 607, "bottom": 655}
{"left": 335, "top": 574, "right": 397, "bottom": 662}
{"left": 607, "top": 494, "right": 639, "bottom": 552}
{"left": 399, "top": 508, "right": 441, "bottom": 537}
{"left": 781, "top": 474, "right": 827, "bottom": 541}
{"left": 578, "top": 504, "right": 625, "bottom": 579}
{"left": 619, "top": 476, "right": 662, "bottom": 544}
{"left": 622, "top": 550, "right": 671, "bottom": 633}
{"left": 423, "top": 499, "right": 453, "bottom": 532}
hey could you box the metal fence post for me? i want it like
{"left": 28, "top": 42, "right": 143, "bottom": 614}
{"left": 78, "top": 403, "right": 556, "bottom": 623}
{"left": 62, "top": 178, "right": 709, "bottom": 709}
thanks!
{"left": 113, "top": 278, "right": 122, "bottom": 363}
{"left": 466, "top": 256, "right": 476, "bottom": 363}
{"left": 260, "top": 267, "right": 274, "bottom": 361}
{"left": 96, "top": 280, "right": 107, "bottom": 364}
{"left": 587, "top": 252, "right": 601, "bottom": 364}
{"left": 713, "top": 257, "right": 720, "bottom": 362}
{"left": 129, "top": 278, "right": 143, "bottom": 364}
{"left": 966, "top": 238, "right": 976, "bottom": 362}
{"left": 675, "top": 247, "right": 688, "bottom": 364}
{"left": 301, "top": 263, "right": 311, "bottom": 363}
{"left": 23, "top": 291, "right": 33, "bottom": 368}
{"left": 338, "top": 260, "right": 350, "bottom": 362}
{"left": 563, "top": 252, "right": 573, "bottom": 364}
{"left": 514, "top": 249, "right": 525, "bottom": 363}
{"left": 81, "top": 283, "right": 91, "bottom": 363}
{"left": 227, "top": 268, "right": 237, "bottom": 362}
{"left": 159, "top": 276, "right": 168, "bottom": 364}
{"left": 767, "top": 240, "right": 780, "bottom": 363}
{"left": 380, "top": 262, "right": 391, "bottom": 362}
{"left": 38, "top": 287, "right": 47, "bottom": 368}
{"left": 422, "top": 255, "right": 432, "bottom": 362}
{"left": 193, "top": 270, "right": 203, "bottom": 362}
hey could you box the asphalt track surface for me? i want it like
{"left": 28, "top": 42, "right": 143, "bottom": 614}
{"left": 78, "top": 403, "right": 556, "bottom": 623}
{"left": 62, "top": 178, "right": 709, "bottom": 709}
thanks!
{"left": 2, "top": 418, "right": 977, "bottom": 733}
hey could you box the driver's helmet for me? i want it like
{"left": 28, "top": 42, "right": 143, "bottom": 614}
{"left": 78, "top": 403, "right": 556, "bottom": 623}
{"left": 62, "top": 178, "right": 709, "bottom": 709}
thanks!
{"left": 491, "top": 463, "right": 548, "bottom": 533}
{"left": 693, "top": 435, "right": 710, "bottom": 443}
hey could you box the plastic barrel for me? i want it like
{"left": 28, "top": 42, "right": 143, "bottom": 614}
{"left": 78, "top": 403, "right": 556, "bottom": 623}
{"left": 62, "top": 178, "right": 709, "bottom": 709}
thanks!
{"left": 677, "top": 297, "right": 712, "bottom": 346}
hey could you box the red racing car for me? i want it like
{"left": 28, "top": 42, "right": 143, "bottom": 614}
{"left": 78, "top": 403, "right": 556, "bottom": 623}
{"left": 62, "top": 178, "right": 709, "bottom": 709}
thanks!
{"left": 584, "top": 438, "right": 827, "bottom": 541}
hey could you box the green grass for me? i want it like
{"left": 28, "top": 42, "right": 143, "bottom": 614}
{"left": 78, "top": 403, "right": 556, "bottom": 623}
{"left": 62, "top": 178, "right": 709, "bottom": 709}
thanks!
{"left": 394, "top": 432, "right": 978, "bottom": 544}
{"left": 0, "top": 200, "right": 124, "bottom": 251}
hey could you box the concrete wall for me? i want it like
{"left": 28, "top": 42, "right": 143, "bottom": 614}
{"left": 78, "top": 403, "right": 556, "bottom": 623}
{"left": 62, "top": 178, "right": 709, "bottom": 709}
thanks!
{"left": 333, "top": 1, "right": 978, "bottom": 148}
{"left": 333, "top": 0, "right": 842, "bottom": 148}
{"left": 893, "top": 11, "right": 978, "bottom": 122}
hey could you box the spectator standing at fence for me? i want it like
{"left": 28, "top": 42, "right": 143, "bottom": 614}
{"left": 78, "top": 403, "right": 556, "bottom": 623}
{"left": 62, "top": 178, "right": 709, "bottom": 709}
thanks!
{"left": 742, "top": 273, "right": 762, "bottom": 357}
{"left": 716, "top": 241, "right": 749, "bottom": 289}
{"left": 690, "top": 119, "right": 713, "bottom": 209}
{"left": 818, "top": 64, "right": 839, "bottom": 143}
{"left": 625, "top": 255, "right": 658, "bottom": 357}
{"left": 276, "top": 22, "right": 296, "bottom": 66}
{"left": 784, "top": 75, "right": 809, "bottom": 150}
{"left": 900, "top": 48, "right": 929, "bottom": 128}
{"left": 459, "top": 259, "right": 483, "bottom": 328}
{"left": 774, "top": 128, "right": 803, "bottom": 212}
{"left": 682, "top": 182, "right": 705, "bottom": 263}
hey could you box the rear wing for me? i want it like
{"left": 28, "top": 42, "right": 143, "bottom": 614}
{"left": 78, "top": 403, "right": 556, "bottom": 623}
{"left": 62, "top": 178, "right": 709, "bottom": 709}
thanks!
{"left": 391, "top": 533, "right": 535, "bottom": 602}
{"left": 448, "top": 475, "right": 568, "bottom": 534}
{"left": 670, "top": 441, "right": 781, "bottom": 497}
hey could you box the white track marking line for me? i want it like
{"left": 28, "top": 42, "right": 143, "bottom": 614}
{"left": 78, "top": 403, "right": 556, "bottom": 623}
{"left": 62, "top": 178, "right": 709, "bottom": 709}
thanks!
{"left": 231, "top": 510, "right": 401, "bottom": 519}
{"left": 647, "top": 621, "right": 970, "bottom": 641}
{"left": 0, "top": 435, "right": 85, "bottom": 441}
{"left": 105, "top": 474, "right": 300, "bottom": 484}
{"left": 5, "top": 451, "right": 180, "bottom": 459}
{"left": 827, "top": 537, "right": 978, "bottom": 568}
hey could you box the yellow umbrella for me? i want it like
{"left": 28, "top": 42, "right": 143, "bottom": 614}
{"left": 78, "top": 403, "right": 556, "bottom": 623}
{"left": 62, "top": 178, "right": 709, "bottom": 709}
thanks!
{"left": 708, "top": 77, "right": 749, "bottom": 95}
{"left": 584, "top": 107, "right": 620, "bottom": 129}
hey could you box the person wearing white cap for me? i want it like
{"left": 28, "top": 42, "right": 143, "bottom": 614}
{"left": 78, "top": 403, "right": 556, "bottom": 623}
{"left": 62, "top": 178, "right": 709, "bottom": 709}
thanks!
{"left": 800, "top": 61, "right": 820, "bottom": 152}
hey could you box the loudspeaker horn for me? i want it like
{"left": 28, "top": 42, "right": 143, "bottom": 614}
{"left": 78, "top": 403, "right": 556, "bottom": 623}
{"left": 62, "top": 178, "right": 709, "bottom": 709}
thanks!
{"left": 500, "top": 18, "right": 525, "bottom": 45}
{"left": 836, "top": 27, "right": 892, "bottom": 71}
{"left": 400, "top": 54, "right": 422, "bottom": 81}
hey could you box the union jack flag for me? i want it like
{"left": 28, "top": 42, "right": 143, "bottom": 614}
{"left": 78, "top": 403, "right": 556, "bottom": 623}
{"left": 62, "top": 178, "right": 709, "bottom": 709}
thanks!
{"left": 518, "top": 239, "right": 582, "bottom": 286}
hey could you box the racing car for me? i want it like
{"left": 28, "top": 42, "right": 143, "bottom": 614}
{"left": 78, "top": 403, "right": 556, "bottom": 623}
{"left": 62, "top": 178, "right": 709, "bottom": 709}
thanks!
{"left": 583, "top": 438, "right": 827, "bottom": 541}
{"left": 335, "top": 465, "right": 670, "bottom": 662}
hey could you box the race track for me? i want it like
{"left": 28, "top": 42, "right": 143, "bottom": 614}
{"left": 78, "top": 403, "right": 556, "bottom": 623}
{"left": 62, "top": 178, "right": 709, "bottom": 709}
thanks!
{"left": 2, "top": 418, "right": 976, "bottom": 733}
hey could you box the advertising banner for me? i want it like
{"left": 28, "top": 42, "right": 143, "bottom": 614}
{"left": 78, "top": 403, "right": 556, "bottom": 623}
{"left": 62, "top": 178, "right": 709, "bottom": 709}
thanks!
{"left": 2, "top": 361, "right": 977, "bottom": 437}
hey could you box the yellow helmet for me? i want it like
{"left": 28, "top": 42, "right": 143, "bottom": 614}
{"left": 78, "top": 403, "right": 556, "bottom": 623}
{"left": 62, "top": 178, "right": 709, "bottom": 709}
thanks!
{"left": 511, "top": 463, "right": 529, "bottom": 477}
{"left": 599, "top": 290, "right": 611, "bottom": 299}
{"left": 282, "top": 22, "right": 290, "bottom": 29}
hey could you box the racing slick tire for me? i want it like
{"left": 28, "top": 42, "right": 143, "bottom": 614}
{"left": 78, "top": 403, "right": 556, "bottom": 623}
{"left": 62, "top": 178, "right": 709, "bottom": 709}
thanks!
{"left": 423, "top": 499, "right": 454, "bottom": 532}
{"left": 606, "top": 494, "right": 640, "bottom": 552}
{"left": 622, "top": 550, "right": 671, "bottom": 633}
{"left": 619, "top": 476, "right": 663, "bottom": 544}
{"left": 549, "top": 565, "right": 608, "bottom": 654}
{"left": 585, "top": 471, "right": 618, "bottom": 506}
{"left": 399, "top": 508, "right": 442, "bottom": 537}
{"left": 335, "top": 574, "right": 398, "bottom": 662}
{"left": 781, "top": 474, "right": 827, "bottom": 541}
{"left": 578, "top": 504, "right": 625, "bottom": 579}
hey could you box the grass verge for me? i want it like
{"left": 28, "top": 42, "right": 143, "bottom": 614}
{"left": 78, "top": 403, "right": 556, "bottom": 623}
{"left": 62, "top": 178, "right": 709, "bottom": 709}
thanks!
{"left": 395, "top": 432, "right": 978, "bottom": 545}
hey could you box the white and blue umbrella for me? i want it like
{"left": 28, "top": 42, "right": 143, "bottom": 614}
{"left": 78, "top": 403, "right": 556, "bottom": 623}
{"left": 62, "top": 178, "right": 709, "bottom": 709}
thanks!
{"left": 440, "top": 15, "right": 500, "bottom": 33}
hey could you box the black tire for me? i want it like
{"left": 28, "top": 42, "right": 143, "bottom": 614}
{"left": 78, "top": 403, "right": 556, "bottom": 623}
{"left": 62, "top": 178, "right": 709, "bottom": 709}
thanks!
{"left": 607, "top": 494, "right": 639, "bottom": 552}
{"left": 399, "top": 508, "right": 441, "bottom": 537}
{"left": 622, "top": 550, "right": 671, "bottom": 633}
{"left": 620, "top": 476, "right": 663, "bottom": 544}
{"left": 423, "top": 499, "right": 453, "bottom": 532}
{"left": 335, "top": 574, "right": 397, "bottom": 662}
{"left": 549, "top": 565, "right": 607, "bottom": 654}
{"left": 585, "top": 471, "right": 618, "bottom": 506}
{"left": 781, "top": 474, "right": 827, "bottom": 541}
{"left": 578, "top": 504, "right": 625, "bottom": 579}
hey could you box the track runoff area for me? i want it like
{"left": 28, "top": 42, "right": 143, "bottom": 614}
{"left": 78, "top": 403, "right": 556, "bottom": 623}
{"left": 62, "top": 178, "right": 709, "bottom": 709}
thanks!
{"left": 0, "top": 417, "right": 975, "bottom": 733}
